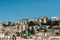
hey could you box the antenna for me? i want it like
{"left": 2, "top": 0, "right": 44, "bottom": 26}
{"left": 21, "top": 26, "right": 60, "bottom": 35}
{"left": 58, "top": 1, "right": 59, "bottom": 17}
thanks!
{"left": 16, "top": 14, "right": 20, "bottom": 20}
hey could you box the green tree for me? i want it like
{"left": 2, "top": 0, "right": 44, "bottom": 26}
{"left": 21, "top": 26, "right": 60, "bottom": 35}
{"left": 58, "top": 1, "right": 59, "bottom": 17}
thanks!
{"left": 8, "top": 21, "right": 11, "bottom": 26}
{"left": 31, "top": 27, "right": 35, "bottom": 35}
{"left": 48, "top": 26, "right": 52, "bottom": 29}
{"left": 12, "top": 35, "right": 16, "bottom": 40}
{"left": 2, "top": 24, "right": 7, "bottom": 26}
{"left": 28, "top": 21, "right": 35, "bottom": 26}
{"left": 16, "top": 32, "right": 20, "bottom": 36}
{"left": 44, "top": 29, "right": 47, "bottom": 32}
{"left": 50, "top": 21, "right": 59, "bottom": 26}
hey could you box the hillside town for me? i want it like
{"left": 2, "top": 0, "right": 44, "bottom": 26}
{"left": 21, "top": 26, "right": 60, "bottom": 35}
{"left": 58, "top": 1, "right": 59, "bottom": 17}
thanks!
{"left": 0, "top": 16, "right": 60, "bottom": 40}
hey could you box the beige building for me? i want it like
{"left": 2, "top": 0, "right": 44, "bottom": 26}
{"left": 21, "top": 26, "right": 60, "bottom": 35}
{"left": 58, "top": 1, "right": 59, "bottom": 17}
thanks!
{"left": 48, "top": 31, "right": 60, "bottom": 40}
{"left": 49, "top": 36, "right": 60, "bottom": 40}
{"left": 38, "top": 16, "right": 48, "bottom": 23}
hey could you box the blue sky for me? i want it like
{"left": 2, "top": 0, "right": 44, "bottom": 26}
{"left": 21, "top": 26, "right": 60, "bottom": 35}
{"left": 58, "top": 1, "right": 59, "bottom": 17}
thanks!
{"left": 0, "top": 0, "right": 60, "bottom": 22}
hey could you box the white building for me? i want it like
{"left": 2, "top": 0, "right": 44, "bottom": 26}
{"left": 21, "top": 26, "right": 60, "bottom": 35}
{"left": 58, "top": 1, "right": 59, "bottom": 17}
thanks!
{"left": 52, "top": 16, "right": 60, "bottom": 21}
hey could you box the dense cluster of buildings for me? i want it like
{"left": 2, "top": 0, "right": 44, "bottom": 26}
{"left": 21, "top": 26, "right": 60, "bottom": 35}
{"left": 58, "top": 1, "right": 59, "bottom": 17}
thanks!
{"left": 0, "top": 16, "right": 60, "bottom": 40}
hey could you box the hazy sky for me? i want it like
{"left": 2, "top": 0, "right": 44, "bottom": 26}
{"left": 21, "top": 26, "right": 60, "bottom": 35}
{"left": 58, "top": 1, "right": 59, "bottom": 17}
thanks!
{"left": 0, "top": 0, "right": 60, "bottom": 22}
